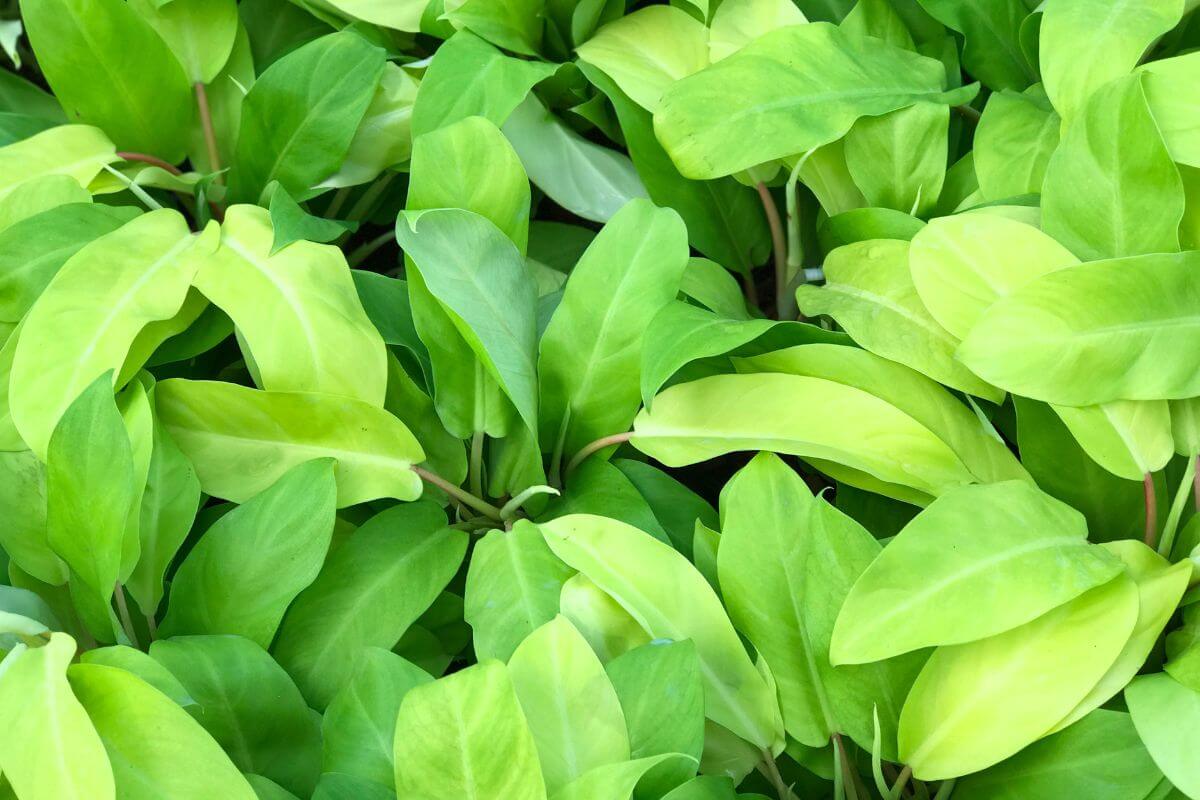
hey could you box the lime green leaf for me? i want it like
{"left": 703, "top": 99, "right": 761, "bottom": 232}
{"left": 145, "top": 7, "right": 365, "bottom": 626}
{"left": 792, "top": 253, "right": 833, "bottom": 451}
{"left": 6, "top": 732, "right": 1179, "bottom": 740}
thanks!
{"left": 558, "top": 572, "right": 650, "bottom": 663}
{"left": 974, "top": 86, "right": 1060, "bottom": 201}
{"left": 444, "top": 0, "right": 543, "bottom": 56}
{"left": 321, "top": 63, "right": 419, "bottom": 189}
{"left": 1050, "top": 401, "right": 1174, "bottom": 481}
{"left": 916, "top": 0, "right": 1035, "bottom": 91}
{"left": 844, "top": 103, "right": 948, "bottom": 216}
{"left": 1127, "top": 672, "right": 1200, "bottom": 799}
{"left": 708, "top": 0, "right": 807, "bottom": 63}
{"left": 1141, "top": 51, "right": 1200, "bottom": 169}
{"left": 128, "top": 0, "right": 238, "bottom": 83}
{"left": 552, "top": 754, "right": 696, "bottom": 800}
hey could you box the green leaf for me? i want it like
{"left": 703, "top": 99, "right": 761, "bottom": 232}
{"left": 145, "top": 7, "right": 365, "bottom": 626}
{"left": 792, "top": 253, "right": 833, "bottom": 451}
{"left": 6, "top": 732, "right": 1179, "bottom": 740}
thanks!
{"left": 1041, "top": 75, "right": 1184, "bottom": 261}
{"left": 150, "top": 635, "right": 322, "bottom": 796}
{"left": 1050, "top": 401, "right": 1174, "bottom": 481}
{"left": 158, "top": 459, "right": 337, "bottom": 646}
{"left": 0, "top": 174, "right": 91, "bottom": 233}
{"left": 558, "top": 573, "right": 650, "bottom": 663}
{"left": 272, "top": 501, "right": 465, "bottom": 708}
{"left": 576, "top": 6, "right": 709, "bottom": 113}
{"left": 508, "top": 616, "right": 630, "bottom": 792}
{"left": 322, "top": 63, "right": 419, "bottom": 189}
{"left": 539, "top": 514, "right": 784, "bottom": 749}
{"left": 899, "top": 574, "right": 1139, "bottom": 780}
{"left": 194, "top": 205, "right": 386, "bottom": 405}
{"left": 410, "top": 31, "right": 555, "bottom": 138}
{"left": 844, "top": 103, "right": 948, "bottom": 216}
{"left": 916, "top": 0, "right": 1035, "bottom": 90}
{"left": 128, "top": 0, "right": 239, "bottom": 83}
{"left": 957, "top": 251, "right": 1200, "bottom": 405}
{"left": 69, "top": 662, "right": 258, "bottom": 800}
{"left": 1141, "top": 51, "right": 1200, "bottom": 169}
{"left": 79, "top": 645, "right": 193, "bottom": 706}
{"left": 45, "top": 372, "right": 135, "bottom": 619}
{"left": 393, "top": 661, "right": 547, "bottom": 800}
{"left": 708, "top": 0, "right": 808, "bottom": 62}
{"left": 832, "top": 481, "right": 1122, "bottom": 664}
{"left": 654, "top": 22, "right": 975, "bottom": 179}
{"left": 503, "top": 95, "right": 649, "bottom": 223}
{"left": 952, "top": 709, "right": 1163, "bottom": 800}
{"left": 10, "top": 208, "right": 216, "bottom": 458}
{"left": 229, "top": 30, "right": 385, "bottom": 202}
{"left": 539, "top": 199, "right": 687, "bottom": 460}
{"left": 464, "top": 521, "right": 575, "bottom": 662}
{"left": 20, "top": 0, "right": 193, "bottom": 159}
{"left": 0, "top": 450, "right": 63, "bottom": 584}
{"left": 1127, "top": 673, "right": 1200, "bottom": 799}
{"left": 797, "top": 239, "right": 1002, "bottom": 401}
{"left": 1040, "top": 0, "right": 1183, "bottom": 122}
{"left": 552, "top": 754, "right": 697, "bottom": 800}
{"left": 266, "top": 185, "right": 358, "bottom": 253}
{"left": 396, "top": 207, "right": 539, "bottom": 435}
{"left": 0, "top": 634, "right": 114, "bottom": 800}
{"left": 154, "top": 379, "right": 425, "bottom": 505}
{"left": 322, "top": 649, "right": 432, "bottom": 788}
{"left": 974, "top": 86, "right": 1060, "bottom": 201}
{"left": 444, "top": 0, "right": 544, "bottom": 56}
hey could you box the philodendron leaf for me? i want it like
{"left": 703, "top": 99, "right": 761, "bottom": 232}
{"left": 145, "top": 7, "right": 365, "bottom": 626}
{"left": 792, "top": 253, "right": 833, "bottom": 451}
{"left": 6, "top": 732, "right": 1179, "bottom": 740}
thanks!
{"left": 539, "top": 198, "right": 688, "bottom": 461}
{"left": 707, "top": 0, "right": 808, "bottom": 63}
{"left": 1041, "top": 74, "right": 1184, "bottom": 261}
{"left": 0, "top": 634, "right": 114, "bottom": 800}
{"left": 321, "top": 649, "right": 432, "bottom": 789}
{"left": 973, "top": 86, "right": 1060, "bottom": 202}
{"left": 632, "top": 372, "right": 978, "bottom": 503}
{"left": 1050, "top": 401, "right": 1174, "bottom": 481}
{"left": 843, "top": 102, "right": 949, "bottom": 216}
{"left": 396, "top": 207, "right": 539, "bottom": 436}
{"left": 1140, "top": 51, "right": 1200, "bottom": 169}
{"left": 1127, "top": 672, "right": 1200, "bottom": 798}
{"left": 464, "top": 521, "right": 575, "bottom": 662}
{"left": 654, "top": 22, "right": 975, "bottom": 179}
{"left": 952, "top": 709, "right": 1163, "bottom": 800}
{"left": 194, "top": 204, "right": 386, "bottom": 406}
{"left": 796, "top": 239, "right": 1003, "bottom": 401}
{"left": 558, "top": 573, "right": 651, "bottom": 664}
{"left": 19, "top": 0, "right": 193, "bottom": 159}
{"left": 69, "top": 663, "right": 258, "bottom": 800}
{"left": 916, "top": 0, "right": 1034, "bottom": 91}
{"left": 127, "top": 0, "right": 239, "bottom": 84}
{"left": 552, "top": 754, "right": 697, "bottom": 800}
{"left": 150, "top": 635, "right": 322, "bottom": 796}
{"left": 159, "top": 459, "right": 337, "bottom": 647}
{"left": 508, "top": 616, "right": 631, "bottom": 793}
{"left": 832, "top": 481, "right": 1122, "bottom": 665}
{"left": 79, "top": 645, "right": 193, "bottom": 707}
{"left": 899, "top": 573, "right": 1139, "bottom": 780}
{"left": 393, "top": 660, "right": 548, "bottom": 800}
{"left": 10, "top": 209, "right": 217, "bottom": 458}
{"left": 539, "top": 514, "right": 784, "bottom": 750}
{"left": 957, "top": 251, "right": 1200, "bottom": 405}
{"left": 272, "top": 501, "right": 466, "bottom": 708}
{"left": 154, "top": 379, "right": 425, "bottom": 506}
{"left": 719, "top": 453, "right": 923, "bottom": 759}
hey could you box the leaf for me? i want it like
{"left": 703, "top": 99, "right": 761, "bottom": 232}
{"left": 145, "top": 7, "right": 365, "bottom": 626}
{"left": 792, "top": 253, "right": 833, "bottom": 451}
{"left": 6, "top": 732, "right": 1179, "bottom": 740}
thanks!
{"left": 1141, "top": 51, "right": 1200, "bottom": 169}
{"left": 272, "top": 501, "right": 465, "bottom": 708}
{"left": 508, "top": 616, "right": 630, "bottom": 792}
{"left": 0, "top": 635, "right": 114, "bottom": 800}
{"left": 539, "top": 514, "right": 784, "bottom": 749}
{"left": 0, "top": 125, "right": 114, "bottom": 203}
{"left": 0, "top": 68, "right": 64, "bottom": 122}
{"left": 552, "top": 754, "right": 697, "bottom": 800}
{"left": 69, "top": 662, "right": 258, "bottom": 800}
{"left": 547, "top": 459, "right": 672, "bottom": 544}
{"left": 654, "top": 22, "right": 975, "bottom": 179}
{"left": 898, "top": 574, "right": 1139, "bottom": 780}
{"left": 559, "top": 573, "right": 650, "bottom": 663}
{"left": 916, "top": 0, "right": 1035, "bottom": 90}
{"left": 45, "top": 372, "right": 135, "bottom": 619}
{"left": 720, "top": 453, "right": 923, "bottom": 757}
{"left": 1040, "top": 0, "right": 1183, "bottom": 122}
{"left": 633, "top": 372, "right": 978, "bottom": 502}
{"left": 832, "top": 481, "right": 1122, "bottom": 664}
{"left": 154, "top": 379, "right": 424, "bottom": 505}
{"left": 576, "top": 6, "right": 709, "bottom": 113}
{"left": 393, "top": 661, "right": 548, "bottom": 800}
{"left": 321, "top": 63, "right": 419, "bottom": 188}
{"left": 230, "top": 30, "right": 385, "bottom": 202}
{"left": 194, "top": 205, "right": 386, "bottom": 405}
{"left": 1041, "top": 75, "right": 1184, "bottom": 261}
{"left": 79, "top": 645, "right": 193, "bottom": 706}
{"left": 444, "top": 0, "right": 544, "bottom": 56}
{"left": 974, "top": 86, "right": 1060, "bottom": 201}
{"left": 957, "top": 251, "right": 1200, "bottom": 405}
{"left": 1127, "top": 673, "right": 1200, "bottom": 799}
{"left": 908, "top": 211, "right": 1079, "bottom": 339}
{"left": 539, "top": 199, "right": 687, "bottom": 461}
{"left": 503, "top": 95, "right": 649, "bottom": 223}
{"left": 844, "top": 103, "right": 948, "bottom": 216}
{"left": 150, "top": 635, "right": 322, "bottom": 796}
{"left": 952, "top": 709, "right": 1163, "bottom": 800}
{"left": 19, "top": 0, "right": 193, "bottom": 159}
{"left": 0, "top": 450, "right": 63, "bottom": 584}
{"left": 128, "top": 0, "right": 239, "bottom": 83}
{"left": 0, "top": 174, "right": 91, "bottom": 233}
{"left": 708, "top": 0, "right": 807, "bottom": 62}
{"left": 613, "top": 458, "right": 720, "bottom": 556}
{"left": 464, "top": 521, "right": 575, "bottom": 662}
{"left": 267, "top": 185, "right": 358, "bottom": 253}
{"left": 796, "top": 239, "right": 1002, "bottom": 401}
{"left": 1050, "top": 401, "right": 1174, "bottom": 480}
{"left": 158, "top": 459, "right": 337, "bottom": 646}
{"left": 321, "top": 649, "right": 432, "bottom": 788}
{"left": 410, "top": 31, "right": 556, "bottom": 138}
{"left": 10, "top": 209, "right": 216, "bottom": 457}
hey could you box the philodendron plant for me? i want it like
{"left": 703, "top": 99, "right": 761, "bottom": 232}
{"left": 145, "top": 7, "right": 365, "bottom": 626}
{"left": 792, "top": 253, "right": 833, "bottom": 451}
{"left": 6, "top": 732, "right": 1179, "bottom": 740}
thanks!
{"left": 2, "top": 0, "right": 1200, "bottom": 798}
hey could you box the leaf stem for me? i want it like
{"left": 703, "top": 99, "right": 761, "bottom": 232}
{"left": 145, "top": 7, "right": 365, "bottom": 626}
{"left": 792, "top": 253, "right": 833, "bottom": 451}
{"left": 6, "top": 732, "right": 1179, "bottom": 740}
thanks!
{"left": 469, "top": 429, "right": 485, "bottom": 499}
{"left": 412, "top": 465, "right": 503, "bottom": 521}
{"left": 194, "top": 82, "right": 221, "bottom": 179}
{"left": 756, "top": 181, "right": 788, "bottom": 320}
{"left": 953, "top": 104, "right": 981, "bottom": 124}
{"left": 499, "top": 485, "right": 560, "bottom": 520}
{"left": 116, "top": 151, "right": 182, "bottom": 175}
{"left": 113, "top": 583, "right": 139, "bottom": 650}
{"left": 1143, "top": 472, "right": 1158, "bottom": 548}
{"left": 144, "top": 613, "right": 158, "bottom": 642}
{"left": 834, "top": 733, "right": 861, "bottom": 800}
{"left": 348, "top": 230, "right": 396, "bottom": 268}
{"left": 564, "top": 431, "right": 633, "bottom": 478}
{"left": 1194, "top": 454, "right": 1199, "bottom": 512}
{"left": 758, "top": 749, "right": 799, "bottom": 800}
{"left": 891, "top": 765, "right": 913, "bottom": 799}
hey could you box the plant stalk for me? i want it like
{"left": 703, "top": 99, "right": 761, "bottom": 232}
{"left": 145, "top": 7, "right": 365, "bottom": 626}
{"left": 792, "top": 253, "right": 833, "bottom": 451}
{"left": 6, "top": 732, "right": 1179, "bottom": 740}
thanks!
{"left": 113, "top": 583, "right": 139, "bottom": 650}
{"left": 1143, "top": 472, "right": 1158, "bottom": 548}
{"left": 412, "top": 465, "right": 503, "bottom": 521}
{"left": 758, "top": 749, "right": 799, "bottom": 800}
{"left": 756, "top": 181, "right": 788, "bottom": 320}
{"left": 194, "top": 82, "right": 221, "bottom": 178}
{"left": 891, "top": 765, "right": 913, "bottom": 799}
{"left": 117, "top": 151, "right": 182, "bottom": 175}
{"left": 564, "top": 431, "right": 633, "bottom": 478}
